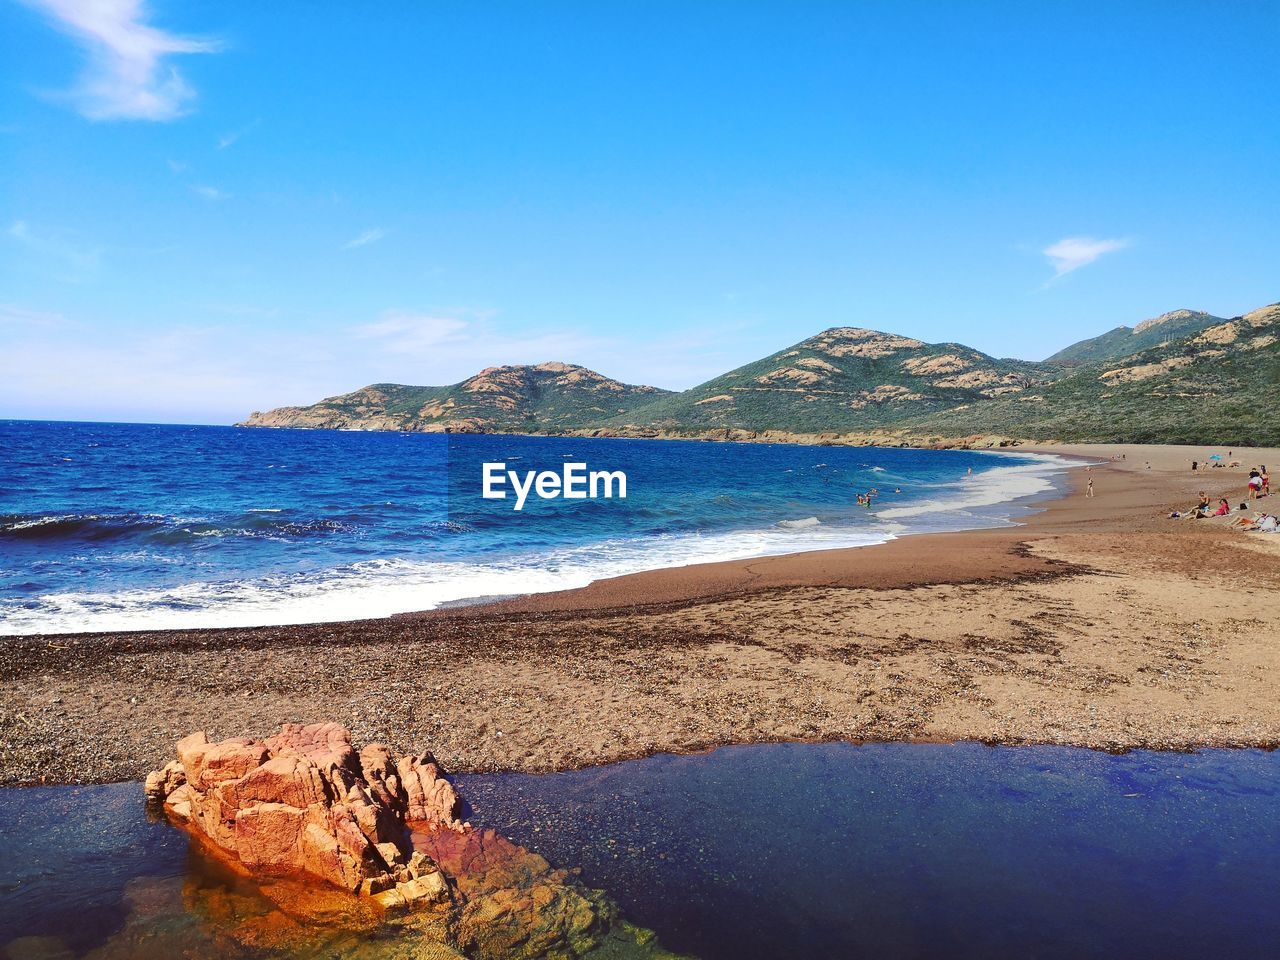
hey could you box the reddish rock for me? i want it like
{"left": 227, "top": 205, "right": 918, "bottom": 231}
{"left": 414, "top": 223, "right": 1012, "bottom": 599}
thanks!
{"left": 145, "top": 724, "right": 676, "bottom": 958}
{"left": 146, "top": 723, "right": 455, "bottom": 907}
{"left": 398, "top": 752, "right": 461, "bottom": 827}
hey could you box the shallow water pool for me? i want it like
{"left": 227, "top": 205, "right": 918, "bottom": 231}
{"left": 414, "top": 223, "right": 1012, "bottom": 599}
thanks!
{"left": 2, "top": 742, "right": 1277, "bottom": 959}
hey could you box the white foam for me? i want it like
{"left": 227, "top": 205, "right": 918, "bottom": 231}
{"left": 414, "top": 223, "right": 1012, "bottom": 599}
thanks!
{"left": 0, "top": 522, "right": 895, "bottom": 635}
{"left": 0, "top": 451, "right": 1074, "bottom": 636}
{"left": 877, "top": 452, "right": 1072, "bottom": 520}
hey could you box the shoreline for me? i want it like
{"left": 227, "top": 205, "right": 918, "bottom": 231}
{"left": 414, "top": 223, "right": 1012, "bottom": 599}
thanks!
{"left": 2, "top": 442, "right": 1279, "bottom": 787}
{"left": 0, "top": 441, "right": 1072, "bottom": 638}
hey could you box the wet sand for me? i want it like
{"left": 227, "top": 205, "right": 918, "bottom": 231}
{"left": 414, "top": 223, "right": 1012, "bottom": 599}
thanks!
{"left": 2, "top": 443, "right": 1278, "bottom": 786}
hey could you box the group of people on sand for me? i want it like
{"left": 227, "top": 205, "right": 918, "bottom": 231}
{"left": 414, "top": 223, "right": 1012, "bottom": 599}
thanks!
{"left": 1171, "top": 465, "right": 1276, "bottom": 531}
{"left": 1248, "top": 466, "right": 1271, "bottom": 499}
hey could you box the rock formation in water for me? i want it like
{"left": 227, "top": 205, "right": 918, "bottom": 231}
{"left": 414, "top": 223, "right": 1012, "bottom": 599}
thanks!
{"left": 145, "top": 722, "right": 460, "bottom": 909}
{"left": 144, "top": 723, "right": 678, "bottom": 958}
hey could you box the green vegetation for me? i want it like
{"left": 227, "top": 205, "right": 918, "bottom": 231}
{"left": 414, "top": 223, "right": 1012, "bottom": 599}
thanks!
{"left": 902, "top": 305, "right": 1280, "bottom": 446}
{"left": 241, "top": 362, "right": 671, "bottom": 432}
{"left": 601, "top": 327, "right": 1047, "bottom": 433}
{"left": 1044, "top": 309, "right": 1222, "bottom": 363}
{"left": 242, "top": 302, "right": 1279, "bottom": 446}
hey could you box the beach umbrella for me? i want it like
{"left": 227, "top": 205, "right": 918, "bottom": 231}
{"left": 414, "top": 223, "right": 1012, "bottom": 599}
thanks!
{"left": 1209, "top": 455, "right": 1223, "bottom": 461}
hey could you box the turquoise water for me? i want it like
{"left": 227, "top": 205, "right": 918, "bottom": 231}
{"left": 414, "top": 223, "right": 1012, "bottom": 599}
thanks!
{"left": 0, "top": 422, "right": 1068, "bottom": 634}
{"left": 2, "top": 743, "right": 1277, "bottom": 958}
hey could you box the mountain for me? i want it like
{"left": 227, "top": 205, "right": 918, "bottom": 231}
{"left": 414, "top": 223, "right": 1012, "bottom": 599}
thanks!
{"left": 1045, "top": 309, "right": 1223, "bottom": 363}
{"left": 241, "top": 301, "right": 1279, "bottom": 446}
{"left": 902, "top": 303, "right": 1280, "bottom": 445}
{"left": 599, "top": 327, "right": 1049, "bottom": 434}
{"left": 241, "top": 362, "right": 672, "bottom": 432}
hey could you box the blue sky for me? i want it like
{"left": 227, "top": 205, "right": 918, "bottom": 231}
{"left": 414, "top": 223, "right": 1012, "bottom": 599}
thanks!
{"left": 2, "top": 1, "right": 1277, "bottom": 424}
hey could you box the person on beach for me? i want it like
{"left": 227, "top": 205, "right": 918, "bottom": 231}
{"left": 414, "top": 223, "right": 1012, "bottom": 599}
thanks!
{"left": 1215, "top": 498, "right": 1231, "bottom": 517}
{"left": 1195, "top": 491, "right": 1210, "bottom": 513}
{"left": 1262, "top": 467, "right": 1271, "bottom": 496}
{"left": 1248, "top": 469, "right": 1262, "bottom": 499}
{"left": 1086, "top": 478, "right": 1094, "bottom": 498}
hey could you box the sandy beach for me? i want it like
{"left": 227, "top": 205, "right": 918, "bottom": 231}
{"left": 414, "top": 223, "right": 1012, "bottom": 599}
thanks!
{"left": 2, "top": 442, "right": 1278, "bottom": 787}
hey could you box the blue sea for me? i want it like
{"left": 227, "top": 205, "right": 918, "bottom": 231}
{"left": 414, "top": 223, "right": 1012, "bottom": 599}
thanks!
{"left": 0, "top": 421, "right": 1070, "bottom": 635}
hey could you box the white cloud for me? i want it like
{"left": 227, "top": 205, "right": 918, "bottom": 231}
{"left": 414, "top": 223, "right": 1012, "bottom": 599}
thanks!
{"left": 192, "top": 184, "right": 229, "bottom": 201}
{"left": 7, "top": 219, "right": 102, "bottom": 282}
{"left": 218, "top": 118, "right": 260, "bottom": 149}
{"left": 1043, "top": 236, "right": 1130, "bottom": 279}
{"left": 22, "top": 0, "right": 219, "bottom": 121}
{"left": 343, "top": 228, "right": 388, "bottom": 250}
{"left": 354, "top": 312, "right": 470, "bottom": 354}
{"left": 350, "top": 309, "right": 612, "bottom": 376}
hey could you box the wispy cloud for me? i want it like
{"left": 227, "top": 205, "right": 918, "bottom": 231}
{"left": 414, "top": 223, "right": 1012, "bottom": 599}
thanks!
{"left": 0, "top": 303, "right": 67, "bottom": 329}
{"left": 350, "top": 309, "right": 619, "bottom": 379}
{"left": 201, "top": 303, "right": 281, "bottom": 320}
{"left": 7, "top": 219, "right": 102, "bottom": 283}
{"left": 0, "top": 302, "right": 766, "bottom": 422}
{"left": 218, "top": 118, "right": 260, "bottom": 149}
{"left": 343, "top": 228, "right": 388, "bottom": 250}
{"left": 354, "top": 312, "right": 470, "bottom": 354}
{"left": 1043, "top": 236, "right": 1130, "bottom": 279}
{"left": 192, "top": 184, "right": 230, "bottom": 201}
{"left": 21, "top": 0, "right": 219, "bottom": 121}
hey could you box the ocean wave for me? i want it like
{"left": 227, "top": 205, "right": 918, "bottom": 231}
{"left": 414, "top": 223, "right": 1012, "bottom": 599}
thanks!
{"left": 0, "top": 511, "right": 363, "bottom": 544}
{"left": 0, "top": 447, "right": 1074, "bottom": 636}
{"left": 0, "top": 512, "right": 173, "bottom": 542}
{"left": 0, "top": 521, "right": 895, "bottom": 635}
{"left": 777, "top": 517, "right": 821, "bottom": 529}
{"left": 876, "top": 452, "right": 1072, "bottom": 520}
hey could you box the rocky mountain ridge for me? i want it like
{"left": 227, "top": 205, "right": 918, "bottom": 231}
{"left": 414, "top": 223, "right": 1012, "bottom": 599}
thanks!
{"left": 1044, "top": 308, "right": 1224, "bottom": 364}
{"left": 240, "top": 301, "right": 1279, "bottom": 445}
{"left": 242, "top": 361, "right": 671, "bottom": 433}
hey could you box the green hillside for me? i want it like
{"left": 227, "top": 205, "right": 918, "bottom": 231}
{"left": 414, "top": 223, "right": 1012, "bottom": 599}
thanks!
{"left": 241, "top": 301, "right": 1279, "bottom": 446}
{"left": 605, "top": 327, "right": 1049, "bottom": 434}
{"left": 1045, "top": 309, "right": 1223, "bottom": 363}
{"left": 903, "top": 304, "right": 1280, "bottom": 445}
{"left": 241, "top": 362, "right": 671, "bottom": 432}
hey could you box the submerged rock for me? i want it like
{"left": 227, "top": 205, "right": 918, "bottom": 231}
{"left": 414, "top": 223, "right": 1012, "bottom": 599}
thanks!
{"left": 145, "top": 722, "right": 459, "bottom": 908}
{"left": 144, "top": 723, "right": 683, "bottom": 959}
